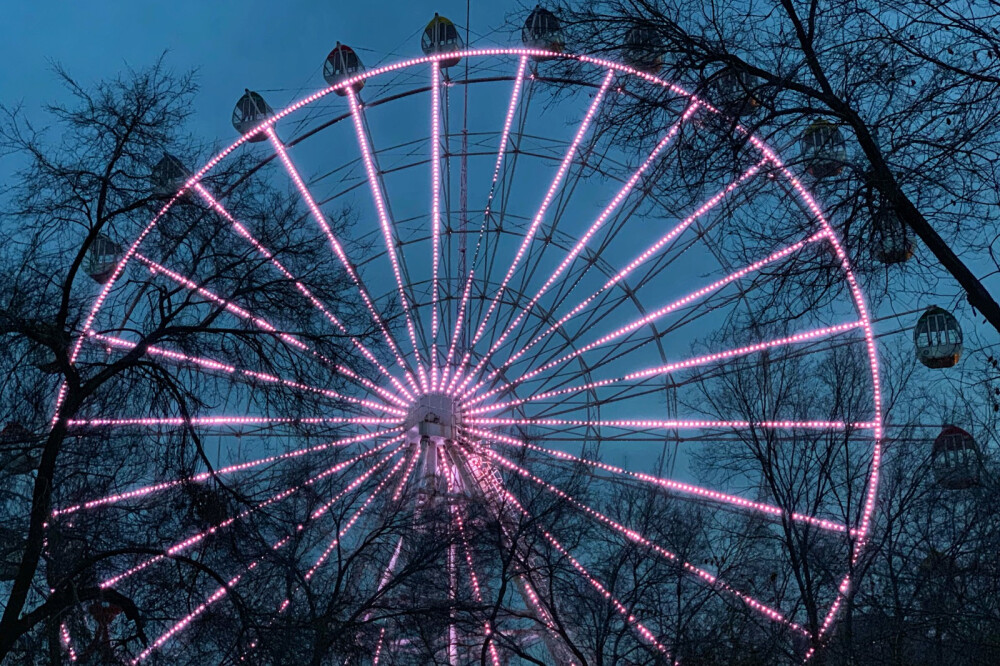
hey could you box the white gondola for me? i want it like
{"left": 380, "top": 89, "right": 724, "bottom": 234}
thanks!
{"left": 151, "top": 152, "right": 190, "bottom": 199}
{"left": 800, "top": 119, "right": 847, "bottom": 179}
{"left": 622, "top": 25, "right": 664, "bottom": 74}
{"left": 232, "top": 89, "right": 274, "bottom": 142}
{"left": 522, "top": 6, "right": 565, "bottom": 60}
{"left": 421, "top": 14, "right": 463, "bottom": 68}
{"left": 931, "top": 425, "right": 980, "bottom": 490}
{"left": 85, "top": 233, "right": 123, "bottom": 285}
{"left": 324, "top": 43, "right": 365, "bottom": 95}
{"left": 914, "top": 306, "right": 963, "bottom": 368}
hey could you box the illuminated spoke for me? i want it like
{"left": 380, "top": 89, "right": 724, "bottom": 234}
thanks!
{"left": 99, "top": 437, "right": 403, "bottom": 589}
{"left": 443, "top": 56, "right": 528, "bottom": 394}
{"left": 465, "top": 426, "right": 856, "bottom": 535}
{"left": 467, "top": 418, "right": 875, "bottom": 431}
{"left": 52, "top": 429, "right": 400, "bottom": 517}
{"left": 467, "top": 321, "right": 864, "bottom": 416}
{"left": 85, "top": 332, "right": 403, "bottom": 417}
{"left": 459, "top": 158, "right": 769, "bottom": 401}
{"left": 460, "top": 101, "right": 699, "bottom": 396}
{"left": 132, "top": 444, "right": 404, "bottom": 663}
{"left": 430, "top": 64, "right": 442, "bottom": 389}
{"left": 343, "top": 93, "right": 427, "bottom": 391}
{"left": 455, "top": 70, "right": 616, "bottom": 392}
{"left": 193, "top": 183, "right": 415, "bottom": 402}
{"left": 491, "top": 470, "right": 678, "bottom": 660}
{"left": 441, "top": 450, "right": 502, "bottom": 666}
{"left": 66, "top": 415, "right": 402, "bottom": 429}
{"left": 485, "top": 448, "right": 810, "bottom": 639}
{"left": 133, "top": 252, "right": 406, "bottom": 408}
{"left": 466, "top": 230, "right": 828, "bottom": 408}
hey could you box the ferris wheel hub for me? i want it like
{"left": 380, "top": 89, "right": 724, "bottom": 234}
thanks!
{"left": 404, "top": 392, "right": 462, "bottom": 440}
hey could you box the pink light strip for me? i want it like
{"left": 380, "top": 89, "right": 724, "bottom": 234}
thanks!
{"left": 466, "top": 230, "right": 827, "bottom": 407}
{"left": 373, "top": 627, "right": 386, "bottom": 666}
{"left": 303, "top": 454, "right": 407, "bottom": 581}
{"left": 60, "top": 622, "right": 77, "bottom": 662}
{"left": 99, "top": 437, "right": 402, "bottom": 589}
{"left": 430, "top": 64, "right": 442, "bottom": 391}
{"left": 132, "top": 448, "right": 398, "bottom": 666}
{"left": 485, "top": 448, "right": 809, "bottom": 638}
{"left": 458, "top": 69, "right": 616, "bottom": 390}
{"left": 467, "top": 418, "right": 874, "bottom": 431}
{"left": 134, "top": 446, "right": 403, "bottom": 663}
{"left": 459, "top": 101, "right": 700, "bottom": 396}
{"left": 264, "top": 127, "right": 422, "bottom": 395}
{"left": 442, "top": 55, "right": 529, "bottom": 393}
{"left": 458, "top": 159, "right": 769, "bottom": 401}
{"left": 442, "top": 453, "right": 503, "bottom": 666}
{"left": 52, "top": 429, "right": 398, "bottom": 516}
{"left": 343, "top": 93, "right": 428, "bottom": 392}
{"left": 133, "top": 253, "right": 305, "bottom": 351}
{"left": 135, "top": 253, "right": 406, "bottom": 406}
{"left": 490, "top": 472, "right": 678, "bottom": 659}
{"left": 467, "top": 321, "right": 864, "bottom": 415}
{"left": 392, "top": 442, "right": 422, "bottom": 502}
{"left": 86, "top": 332, "right": 403, "bottom": 417}
{"left": 67, "top": 415, "right": 400, "bottom": 428}
{"left": 464, "top": 426, "right": 856, "bottom": 535}
{"left": 192, "top": 184, "right": 415, "bottom": 403}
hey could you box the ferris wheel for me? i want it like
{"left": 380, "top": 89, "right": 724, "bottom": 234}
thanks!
{"left": 48, "top": 12, "right": 886, "bottom": 665}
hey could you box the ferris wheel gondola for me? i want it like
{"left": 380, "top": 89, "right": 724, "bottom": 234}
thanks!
{"left": 151, "top": 153, "right": 190, "bottom": 200}
{"left": 421, "top": 14, "right": 463, "bottom": 68}
{"left": 324, "top": 43, "right": 365, "bottom": 95}
{"left": 931, "top": 425, "right": 981, "bottom": 490}
{"left": 622, "top": 24, "right": 664, "bottom": 74}
{"left": 800, "top": 118, "right": 848, "bottom": 179}
{"left": 85, "top": 233, "right": 123, "bottom": 285}
{"left": 232, "top": 89, "right": 274, "bottom": 142}
{"left": 522, "top": 6, "right": 565, "bottom": 60}
{"left": 914, "top": 306, "right": 963, "bottom": 368}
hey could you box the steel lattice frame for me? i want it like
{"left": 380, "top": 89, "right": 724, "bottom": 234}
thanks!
{"left": 50, "top": 49, "right": 883, "bottom": 665}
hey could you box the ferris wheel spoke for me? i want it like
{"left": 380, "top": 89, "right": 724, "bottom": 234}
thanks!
{"left": 52, "top": 429, "right": 401, "bottom": 517}
{"left": 85, "top": 332, "right": 404, "bottom": 417}
{"left": 485, "top": 448, "right": 811, "bottom": 641}
{"left": 440, "top": 453, "right": 503, "bottom": 666}
{"left": 430, "top": 65, "right": 443, "bottom": 390}
{"left": 461, "top": 102, "right": 700, "bottom": 398}
{"left": 65, "top": 415, "right": 402, "bottom": 429}
{"left": 466, "top": 321, "right": 863, "bottom": 416}
{"left": 466, "top": 229, "right": 829, "bottom": 408}
{"left": 490, "top": 469, "right": 678, "bottom": 661}
{"left": 466, "top": 426, "right": 856, "bottom": 536}
{"left": 132, "top": 252, "right": 408, "bottom": 409}
{"left": 443, "top": 56, "right": 529, "bottom": 393}
{"left": 465, "top": 70, "right": 616, "bottom": 368}
{"left": 132, "top": 444, "right": 404, "bottom": 663}
{"left": 343, "top": 94, "right": 428, "bottom": 392}
{"left": 300, "top": 453, "right": 407, "bottom": 583}
{"left": 458, "top": 158, "right": 769, "bottom": 401}
{"left": 98, "top": 437, "right": 403, "bottom": 590}
{"left": 467, "top": 418, "right": 875, "bottom": 432}
{"left": 192, "top": 183, "right": 415, "bottom": 402}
